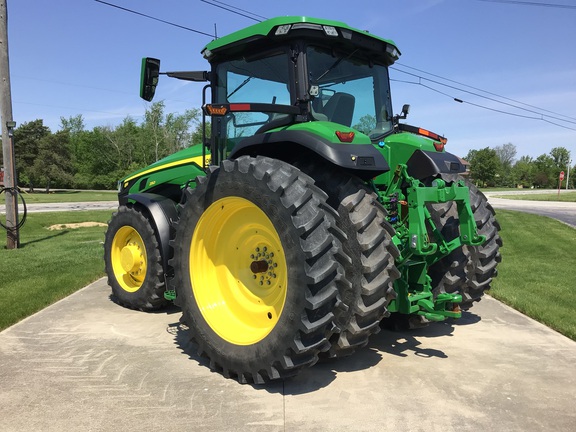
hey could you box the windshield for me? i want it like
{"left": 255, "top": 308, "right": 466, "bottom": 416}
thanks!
{"left": 307, "top": 45, "right": 394, "bottom": 139}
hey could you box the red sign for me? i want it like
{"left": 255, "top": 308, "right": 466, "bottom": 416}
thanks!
{"left": 560, "top": 171, "right": 565, "bottom": 181}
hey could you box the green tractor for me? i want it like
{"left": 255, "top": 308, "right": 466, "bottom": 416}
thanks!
{"left": 104, "top": 16, "right": 501, "bottom": 384}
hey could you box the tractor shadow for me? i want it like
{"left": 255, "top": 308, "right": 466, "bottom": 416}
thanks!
{"left": 107, "top": 295, "right": 182, "bottom": 315}
{"left": 167, "top": 310, "right": 481, "bottom": 395}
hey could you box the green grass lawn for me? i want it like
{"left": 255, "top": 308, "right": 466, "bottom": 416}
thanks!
{"left": 1, "top": 208, "right": 575, "bottom": 342}
{"left": 492, "top": 191, "right": 576, "bottom": 202}
{"left": 489, "top": 210, "right": 576, "bottom": 340}
{"left": 0, "top": 210, "right": 112, "bottom": 330}
{"left": 16, "top": 190, "right": 117, "bottom": 203}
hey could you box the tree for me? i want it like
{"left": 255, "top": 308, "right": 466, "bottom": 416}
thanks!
{"left": 464, "top": 149, "right": 478, "bottom": 162}
{"left": 141, "top": 101, "right": 200, "bottom": 162}
{"left": 492, "top": 143, "right": 517, "bottom": 187}
{"left": 32, "top": 131, "right": 74, "bottom": 190}
{"left": 72, "top": 127, "right": 119, "bottom": 189}
{"left": 13, "top": 120, "right": 50, "bottom": 187}
{"left": 191, "top": 121, "right": 210, "bottom": 147}
{"left": 533, "top": 154, "right": 555, "bottom": 188}
{"left": 467, "top": 147, "right": 501, "bottom": 187}
{"left": 494, "top": 143, "right": 517, "bottom": 169}
{"left": 163, "top": 109, "right": 200, "bottom": 155}
{"left": 511, "top": 155, "right": 534, "bottom": 188}
{"left": 60, "top": 114, "right": 85, "bottom": 135}
{"left": 550, "top": 147, "right": 570, "bottom": 170}
{"left": 352, "top": 114, "right": 376, "bottom": 134}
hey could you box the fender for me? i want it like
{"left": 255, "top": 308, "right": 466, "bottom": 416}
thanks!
{"left": 125, "top": 193, "right": 179, "bottom": 272}
{"left": 405, "top": 149, "right": 466, "bottom": 180}
{"left": 229, "top": 129, "right": 390, "bottom": 180}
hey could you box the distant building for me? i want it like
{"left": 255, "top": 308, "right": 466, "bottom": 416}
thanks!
{"left": 458, "top": 157, "right": 470, "bottom": 176}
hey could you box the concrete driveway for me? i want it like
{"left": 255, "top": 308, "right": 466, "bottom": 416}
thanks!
{"left": 1, "top": 278, "right": 575, "bottom": 432}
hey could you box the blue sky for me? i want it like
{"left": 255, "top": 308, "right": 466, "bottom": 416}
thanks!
{"left": 7, "top": 0, "right": 576, "bottom": 160}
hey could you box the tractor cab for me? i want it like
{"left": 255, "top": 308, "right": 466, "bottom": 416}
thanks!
{"left": 205, "top": 17, "right": 400, "bottom": 161}
{"left": 142, "top": 17, "right": 401, "bottom": 167}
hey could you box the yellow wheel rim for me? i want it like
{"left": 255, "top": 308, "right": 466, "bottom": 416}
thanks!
{"left": 110, "top": 226, "right": 147, "bottom": 293}
{"left": 190, "top": 197, "right": 288, "bottom": 345}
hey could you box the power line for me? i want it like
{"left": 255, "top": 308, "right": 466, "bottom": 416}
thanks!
{"left": 390, "top": 67, "right": 576, "bottom": 127}
{"left": 391, "top": 78, "right": 576, "bottom": 131}
{"left": 14, "top": 100, "right": 143, "bottom": 117}
{"left": 13, "top": 75, "right": 194, "bottom": 105}
{"left": 394, "top": 63, "right": 576, "bottom": 123}
{"left": 199, "top": 0, "right": 268, "bottom": 22}
{"left": 94, "top": 0, "right": 576, "bottom": 133}
{"left": 391, "top": 67, "right": 576, "bottom": 125}
{"left": 93, "top": 0, "right": 215, "bottom": 37}
{"left": 197, "top": 0, "right": 576, "bottom": 130}
{"left": 475, "top": 0, "right": 576, "bottom": 9}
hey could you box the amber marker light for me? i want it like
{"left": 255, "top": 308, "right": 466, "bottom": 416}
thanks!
{"left": 205, "top": 105, "right": 228, "bottom": 116}
{"left": 336, "top": 131, "right": 355, "bottom": 143}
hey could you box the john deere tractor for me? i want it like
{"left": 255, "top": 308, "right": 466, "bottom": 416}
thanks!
{"left": 104, "top": 16, "right": 501, "bottom": 384}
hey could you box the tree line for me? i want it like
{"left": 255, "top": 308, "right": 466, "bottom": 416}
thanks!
{"left": 1, "top": 105, "right": 573, "bottom": 190}
{"left": 465, "top": 143, "right": 574, "bottom": 189}
{"left": 0, "top": 102, "right": 201, "bottom": 191}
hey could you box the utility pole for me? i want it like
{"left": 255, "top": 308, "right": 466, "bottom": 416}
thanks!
{"left": 566, "top": 158, "right": 571, "bottom": 190}
{"left": 0, "top": 0, "right": 19, "bottom": 249}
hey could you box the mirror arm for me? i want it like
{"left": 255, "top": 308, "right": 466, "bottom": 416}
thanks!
{"left": 164, "top": 71, "right": 211, "bottom": 82}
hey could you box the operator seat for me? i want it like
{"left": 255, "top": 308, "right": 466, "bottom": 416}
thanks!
{"left": 323, "top": 92, "right": 355, "bottom": 127}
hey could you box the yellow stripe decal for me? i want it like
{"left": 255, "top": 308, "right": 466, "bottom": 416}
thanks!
{"left": 123, "top": 155, "right": 208, "bottom": 185}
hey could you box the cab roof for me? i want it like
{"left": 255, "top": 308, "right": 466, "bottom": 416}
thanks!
{"left": 202, "top": 16, "right": 400, "bottom": 66}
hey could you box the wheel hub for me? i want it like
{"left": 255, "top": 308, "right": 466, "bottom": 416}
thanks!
{"left": 249, "top": 246, "right": 278, "bottom": 287}
{"left": 120, "top": 243, "right": 143, "bottom": 274}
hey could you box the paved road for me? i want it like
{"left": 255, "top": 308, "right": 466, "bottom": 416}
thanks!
{"left": 1, "top": 278, "right": 575, "bottom": 432}
{"left": 2, "top": 191, "right": 575, "bottom": 228}
{"left": 0, "top": 201, "right": 117, "bottom": 213}
{"left": 484, "top": 191, "right": 576, "bottom": 227}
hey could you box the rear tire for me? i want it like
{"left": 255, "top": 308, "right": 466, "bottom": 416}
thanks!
{"left": 104, "top": 205, "right": 168, "bottom": 311}
{"left": 295, "top": 162, "right": 400, "bottom": 357}
{"left": 171, "top": 156, "right": 344, "bottom": 383}
{"left": 427, "top": 175, "right": 502, "bottom": 309}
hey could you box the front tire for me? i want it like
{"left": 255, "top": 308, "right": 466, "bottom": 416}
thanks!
{"left": 104, "top": 205, "right": 168, "bottom": 311}
{"left": 171, "top": 156, "right": 344, "bottom": 383}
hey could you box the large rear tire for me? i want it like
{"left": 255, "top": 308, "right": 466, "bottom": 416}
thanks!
{"left": 104, "top": 205, "right": 168, "bottom": 311}
{"left": 427, "top": 175, "right": 502, "bottom": 309}
{"left": 171, "top": 156, "right": 344, "bottom": 383}
{"left": 295, "top": 162, "right": 400, "bottom": 357}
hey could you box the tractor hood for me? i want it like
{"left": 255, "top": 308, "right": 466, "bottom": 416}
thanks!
{"left": 121, "top": 146, "right": 206, "bottom": 184}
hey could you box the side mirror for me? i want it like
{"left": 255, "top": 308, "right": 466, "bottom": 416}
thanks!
{"left": 140, "top": 57, "right": 160, "bottom": 102}
{"left": 400, "top": 104, "right": 410, "bottom": 118}
{"left": 394, "top": 103, "right": 410, "bottom": 123}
